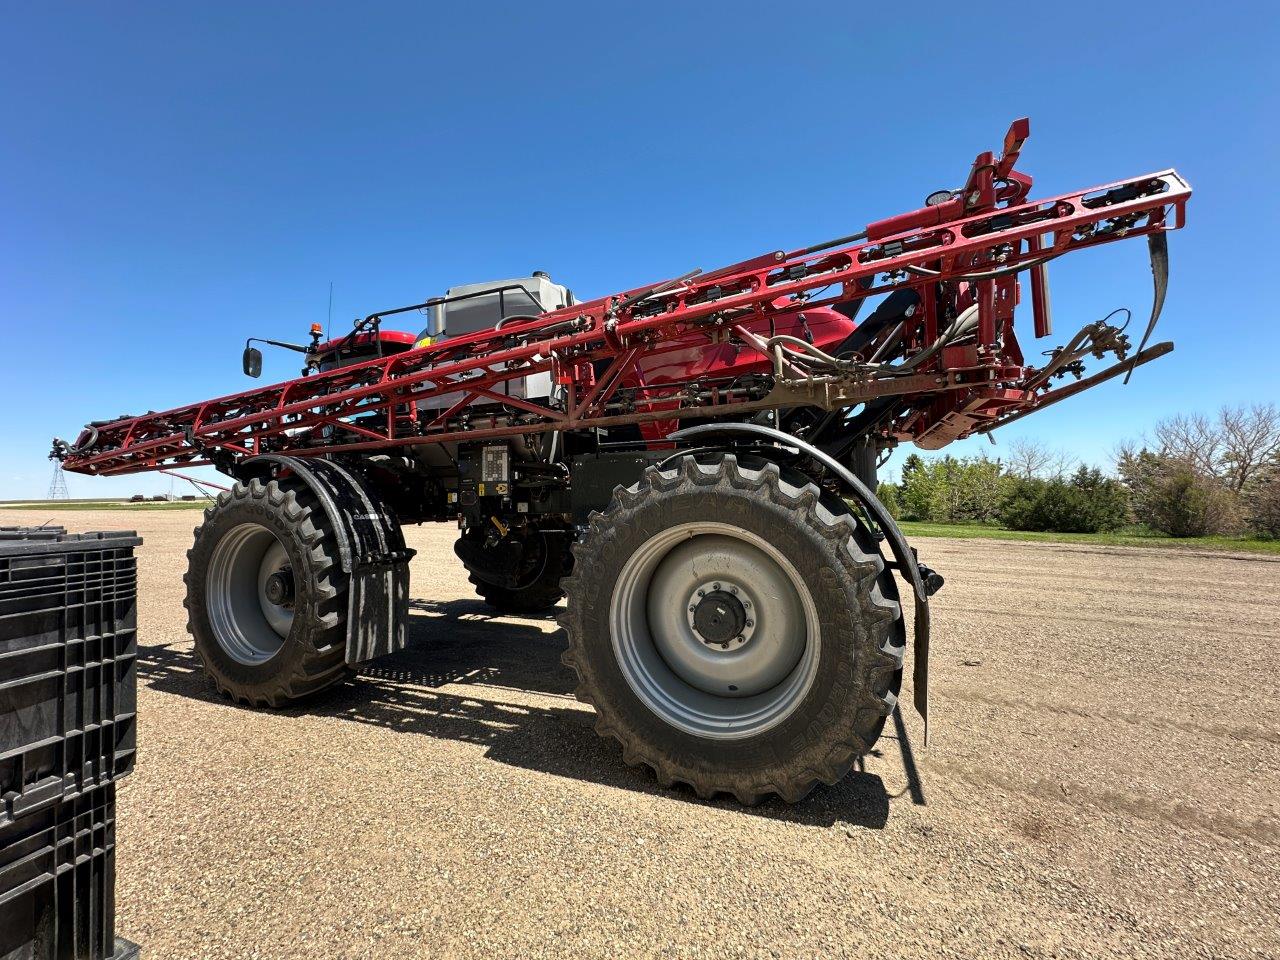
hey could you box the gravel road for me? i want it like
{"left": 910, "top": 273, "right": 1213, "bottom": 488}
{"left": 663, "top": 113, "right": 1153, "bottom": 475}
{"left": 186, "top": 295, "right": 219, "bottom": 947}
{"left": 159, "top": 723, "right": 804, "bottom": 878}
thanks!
{"left": 5, "top": 508, "right": 1277, "bottom": 960}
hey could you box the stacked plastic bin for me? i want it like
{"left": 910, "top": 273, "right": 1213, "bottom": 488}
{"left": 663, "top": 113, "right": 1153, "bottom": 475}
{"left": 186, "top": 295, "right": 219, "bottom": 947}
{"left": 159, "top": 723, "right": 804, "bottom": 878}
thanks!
{"left": 0, "top": 527, "right": 142, "bottom": 960}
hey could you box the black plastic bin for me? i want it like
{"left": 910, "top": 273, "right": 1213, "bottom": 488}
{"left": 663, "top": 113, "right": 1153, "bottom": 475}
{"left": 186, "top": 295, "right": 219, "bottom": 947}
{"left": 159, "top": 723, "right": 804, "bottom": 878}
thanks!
{"left": 0, "top": 528, "right": 142, "bottom": 958}
{"left": 0, "top": 782, "right": 138, "bottom": 960}
{"left": 0, "top": 531, "right": 140, "bottom": 824}
{"left": 0, "top": 527, "right": 67, "bottom": 539}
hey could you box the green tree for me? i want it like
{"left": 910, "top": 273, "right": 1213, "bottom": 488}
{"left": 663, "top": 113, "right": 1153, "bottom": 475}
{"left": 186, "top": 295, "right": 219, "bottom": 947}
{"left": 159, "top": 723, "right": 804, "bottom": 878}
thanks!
{"left": 1118, "top": 447, "right": 1241, "bottom": 537}
{"left": 898, "top": 455, "right": 1005, "bottom": 524}
{"left": 1000, "top": 466, "right": 1128, "bottom": 533}
{"left": 875, "top": 481, "right": 902, "bottom": 520}
{"left": 897, "top": 453, "right": 931, "bottom": 521}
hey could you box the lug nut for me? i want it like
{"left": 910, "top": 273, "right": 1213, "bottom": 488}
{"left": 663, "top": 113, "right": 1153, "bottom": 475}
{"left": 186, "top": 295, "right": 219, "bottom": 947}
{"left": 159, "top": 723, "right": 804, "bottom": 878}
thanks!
{"left": 713, "top": 582, "right": 721, "bottom": 590}
{"left": 745, "top": 620, "right": 754, "bottom": 628}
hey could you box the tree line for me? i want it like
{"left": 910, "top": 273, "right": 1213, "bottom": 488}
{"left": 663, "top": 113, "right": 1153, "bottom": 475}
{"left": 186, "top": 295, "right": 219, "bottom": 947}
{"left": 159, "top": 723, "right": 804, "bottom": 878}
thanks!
{"left": 877, "top": 403, "right": 1280, "bottom": 539}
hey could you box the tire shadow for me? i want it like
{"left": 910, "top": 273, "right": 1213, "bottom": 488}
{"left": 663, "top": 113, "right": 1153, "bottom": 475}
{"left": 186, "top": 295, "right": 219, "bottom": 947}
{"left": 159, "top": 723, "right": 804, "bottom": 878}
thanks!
{"left": 137, "top": 597, "right": 915, "bottom": 830}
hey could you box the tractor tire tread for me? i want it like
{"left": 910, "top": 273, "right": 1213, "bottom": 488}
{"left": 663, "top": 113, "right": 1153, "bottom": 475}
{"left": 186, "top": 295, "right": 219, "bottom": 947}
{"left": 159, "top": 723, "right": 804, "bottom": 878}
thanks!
{"left": 559, "top": 454, "right": 903, "bottom": 805}
{"left": 184, "top": 477, "right": 352, "bottom": 708}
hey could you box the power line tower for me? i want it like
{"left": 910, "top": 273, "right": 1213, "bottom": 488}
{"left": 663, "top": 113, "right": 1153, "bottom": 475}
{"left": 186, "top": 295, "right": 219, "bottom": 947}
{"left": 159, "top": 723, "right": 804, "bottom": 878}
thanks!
{"left": 47, "top": 461, "right": 70, "bottom": 500}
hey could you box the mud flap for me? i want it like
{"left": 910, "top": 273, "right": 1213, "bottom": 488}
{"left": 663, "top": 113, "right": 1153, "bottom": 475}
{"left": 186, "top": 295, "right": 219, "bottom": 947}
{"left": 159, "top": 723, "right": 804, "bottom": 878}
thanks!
{"left": 237, "top": 455, "right": 415, "bottom": 665}
{"left": 347, "top": 554, "right": 412, "bottom": 664}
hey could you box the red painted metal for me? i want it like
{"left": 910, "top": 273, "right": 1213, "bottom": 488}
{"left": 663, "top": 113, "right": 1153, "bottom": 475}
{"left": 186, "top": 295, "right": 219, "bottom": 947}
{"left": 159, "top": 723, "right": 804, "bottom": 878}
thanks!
{"left": 313, "top": 329, "right": 418, "bottom": 355}
{"left": 57, "top": 120, "right": 1190, "bottom": 478}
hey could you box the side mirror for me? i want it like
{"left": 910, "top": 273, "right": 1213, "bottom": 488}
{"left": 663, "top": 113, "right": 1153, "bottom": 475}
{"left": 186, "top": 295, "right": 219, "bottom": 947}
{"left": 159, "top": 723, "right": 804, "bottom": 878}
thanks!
{"left": 243, "top": 346, "right": 262, "bottom": 378}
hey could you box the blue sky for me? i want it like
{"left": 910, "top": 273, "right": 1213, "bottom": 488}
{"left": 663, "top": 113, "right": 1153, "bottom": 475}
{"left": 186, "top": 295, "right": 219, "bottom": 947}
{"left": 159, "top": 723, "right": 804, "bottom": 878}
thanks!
{"left": 2, "top": 2, "right": 1277, "bottom": 498}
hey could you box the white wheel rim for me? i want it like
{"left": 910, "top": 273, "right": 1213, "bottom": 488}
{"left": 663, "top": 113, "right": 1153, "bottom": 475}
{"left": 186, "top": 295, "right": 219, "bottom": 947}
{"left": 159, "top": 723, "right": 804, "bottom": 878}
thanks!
{"left": 609, "top": 521, "right": 820, "bottom": 740}
{"left": 207, "top": 522, "right": 294, "bottom": 664}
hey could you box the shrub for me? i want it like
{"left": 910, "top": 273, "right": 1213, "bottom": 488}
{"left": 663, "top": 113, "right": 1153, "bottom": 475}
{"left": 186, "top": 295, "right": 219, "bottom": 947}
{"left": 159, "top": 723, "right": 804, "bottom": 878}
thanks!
{"left": 999, "top": 476, "right": 1047, "bottom": 531}
{"left": 1118, "top": 450, "right": 1240, "bottom": 537}
{"left": 1141, "top": 463, "right": 1238, "bottom": 537}
{"left": 1063, "top": 467, "right": 1131, "bottom": 533}
{"left": 1245, "top": 477, "right": 1280, "bottom": 539}
{"left": 899, "top": 454, "right": 1005, "bottom": 524}
{"left": 999, "top": 466, "right": 1129, "bottom": 533}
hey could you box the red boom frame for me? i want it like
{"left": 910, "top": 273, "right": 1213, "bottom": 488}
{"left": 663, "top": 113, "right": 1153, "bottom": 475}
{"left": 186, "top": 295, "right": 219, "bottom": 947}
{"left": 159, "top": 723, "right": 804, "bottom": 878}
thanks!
{"left": 57, "top": 120, "right": 1190, "bottom": 477}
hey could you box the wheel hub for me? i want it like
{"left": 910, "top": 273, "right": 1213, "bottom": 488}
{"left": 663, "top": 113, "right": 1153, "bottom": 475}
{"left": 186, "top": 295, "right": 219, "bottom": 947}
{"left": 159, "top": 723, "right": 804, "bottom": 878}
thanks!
{"left": 263, "top": 569, "right": 295, "bottom": 607}
{"left": 687, "top": 581, "right": 755, "bottom": 651}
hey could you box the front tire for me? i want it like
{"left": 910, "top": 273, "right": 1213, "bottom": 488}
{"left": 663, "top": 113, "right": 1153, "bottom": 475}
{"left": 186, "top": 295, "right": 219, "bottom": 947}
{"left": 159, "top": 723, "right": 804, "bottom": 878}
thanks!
{"left": 559, "top": 455, "right": 903, "bottom": 804}
{"left": 184, "top": 478, "right": 351, "bottom": 707}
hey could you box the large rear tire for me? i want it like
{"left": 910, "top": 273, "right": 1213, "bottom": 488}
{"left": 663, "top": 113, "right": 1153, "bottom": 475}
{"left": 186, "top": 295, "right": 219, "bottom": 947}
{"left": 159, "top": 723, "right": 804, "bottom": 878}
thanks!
{"left": 184, "top": 478, "right": 351, "bottom": 707}
{"left": 559, "top": 454, "right": 904, "bottom": 804}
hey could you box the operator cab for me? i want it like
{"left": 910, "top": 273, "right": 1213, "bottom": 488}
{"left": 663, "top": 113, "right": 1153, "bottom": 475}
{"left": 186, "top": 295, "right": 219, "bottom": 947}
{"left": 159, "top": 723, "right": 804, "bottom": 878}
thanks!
{"left": 241, "top": 272, "right": 576, "bottom": 380}
{"left": 313, "top": 330, "right": 418, "bottom": 371}
{"left": 416, "top": 271, "right": 576, "bottom": 345}
{"left": 404, "top": 272, "right": 576, "bottom": 408}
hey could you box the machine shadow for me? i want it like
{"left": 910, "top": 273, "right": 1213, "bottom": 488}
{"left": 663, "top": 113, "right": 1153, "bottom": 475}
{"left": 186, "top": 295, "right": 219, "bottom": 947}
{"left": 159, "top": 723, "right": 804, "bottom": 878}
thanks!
{"left": 137, "top": 597, "right": 919, "bottom": 830}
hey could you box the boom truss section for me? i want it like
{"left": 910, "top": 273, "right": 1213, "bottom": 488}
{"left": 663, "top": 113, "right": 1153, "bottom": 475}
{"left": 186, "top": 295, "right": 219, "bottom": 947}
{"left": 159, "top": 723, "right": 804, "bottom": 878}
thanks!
{"left": 57, "top": 121, "right": 1189, "bottom": 477}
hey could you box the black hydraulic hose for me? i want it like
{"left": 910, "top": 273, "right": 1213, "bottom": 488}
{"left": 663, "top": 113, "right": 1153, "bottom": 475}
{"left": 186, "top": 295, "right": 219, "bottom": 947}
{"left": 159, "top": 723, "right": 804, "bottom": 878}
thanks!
{"left": 868, "top": 320, "right": 907, "bottom": 363}
{"left": 763, "top": 302, "right": 979, "bottom": 379}
{"left": 904, "top": 254, "right": 1056, "bottom": 283}
{"left": 609, "top": 269, "right": 703, "bottom": 317}
{"left": 71, "top": 424, "right": 99, "bottom": 453}
{"left": 888, "top": 303, "right": 980, "bottom": 374}
{"left": 796, "top": 230, "right": 868, "bottom": 257}
{"left": 494, "top": 315, "right": 584, "bottom": 340}
{"left": 494, "top": 314, "right": 545, "bottom": 330}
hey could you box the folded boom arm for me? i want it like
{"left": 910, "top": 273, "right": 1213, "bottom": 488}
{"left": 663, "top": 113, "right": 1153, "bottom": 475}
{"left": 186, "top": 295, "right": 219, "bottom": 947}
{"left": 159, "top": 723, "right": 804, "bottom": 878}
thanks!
{"left": 55, "top": 119, "right": 1189, "bottom": 477}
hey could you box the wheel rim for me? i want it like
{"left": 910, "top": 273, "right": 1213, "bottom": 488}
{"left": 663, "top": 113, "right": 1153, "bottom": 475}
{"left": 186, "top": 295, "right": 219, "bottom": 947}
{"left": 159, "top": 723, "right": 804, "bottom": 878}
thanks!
{"left": 610, "top": 521, "right": 820, "bottom": 740}
{"left": 206, "top": 522, "right": 294, "bottom": 665}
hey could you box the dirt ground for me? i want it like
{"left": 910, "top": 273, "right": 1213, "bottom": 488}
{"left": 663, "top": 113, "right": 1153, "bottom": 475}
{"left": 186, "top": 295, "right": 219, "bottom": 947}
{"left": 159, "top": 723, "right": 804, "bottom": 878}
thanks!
{"left": 5, "top": 507, "right": 1277, "bottom": 960}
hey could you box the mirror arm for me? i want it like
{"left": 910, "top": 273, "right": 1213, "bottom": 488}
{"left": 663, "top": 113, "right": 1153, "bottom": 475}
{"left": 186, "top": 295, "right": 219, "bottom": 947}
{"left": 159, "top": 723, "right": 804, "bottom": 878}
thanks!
{"left": 246, "top": 336, "right": 311, "bottom": 355}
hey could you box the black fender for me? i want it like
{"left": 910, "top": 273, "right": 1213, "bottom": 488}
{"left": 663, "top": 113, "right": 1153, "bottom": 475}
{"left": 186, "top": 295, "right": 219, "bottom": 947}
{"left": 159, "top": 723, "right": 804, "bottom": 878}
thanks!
{"left": 237, "top": 455, "right": 415, "bottom": 665}
{"left": 668, "top": 422, "right": 937, "bottom": 740}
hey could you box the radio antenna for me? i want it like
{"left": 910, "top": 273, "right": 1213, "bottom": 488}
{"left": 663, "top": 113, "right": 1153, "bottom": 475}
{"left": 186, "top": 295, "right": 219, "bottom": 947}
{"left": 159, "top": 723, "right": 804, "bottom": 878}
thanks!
{"left": 327, "top": 280, "right": 334, "bottom": 340}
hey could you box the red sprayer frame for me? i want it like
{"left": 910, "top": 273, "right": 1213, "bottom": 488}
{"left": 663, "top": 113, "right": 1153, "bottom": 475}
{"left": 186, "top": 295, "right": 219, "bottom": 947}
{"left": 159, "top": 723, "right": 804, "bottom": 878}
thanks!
{"left": 56, "top": 120, "right": 1190, "bottom": 477}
